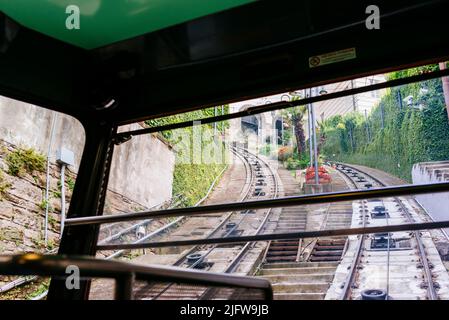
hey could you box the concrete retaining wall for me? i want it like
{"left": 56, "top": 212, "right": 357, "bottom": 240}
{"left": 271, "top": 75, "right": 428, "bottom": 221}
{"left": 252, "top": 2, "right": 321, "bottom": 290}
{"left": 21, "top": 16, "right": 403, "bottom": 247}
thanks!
{"left": 412, "top": 161, "right": 449, "bottom": 237}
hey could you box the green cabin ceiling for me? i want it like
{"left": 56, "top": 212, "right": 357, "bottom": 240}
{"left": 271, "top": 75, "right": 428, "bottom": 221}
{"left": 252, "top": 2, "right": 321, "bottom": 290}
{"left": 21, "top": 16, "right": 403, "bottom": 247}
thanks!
{"left": 0, "top": 0, "right": 255, "bottom": 49}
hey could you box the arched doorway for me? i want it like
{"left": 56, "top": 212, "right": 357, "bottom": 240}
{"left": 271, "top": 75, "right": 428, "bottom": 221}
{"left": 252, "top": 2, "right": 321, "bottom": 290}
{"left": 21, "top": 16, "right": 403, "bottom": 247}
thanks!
{"left": 275, "top": 118, "right": 283, "bottom": 145}
{"left": 241, "top": 114, "right": 259, "bottom": 135}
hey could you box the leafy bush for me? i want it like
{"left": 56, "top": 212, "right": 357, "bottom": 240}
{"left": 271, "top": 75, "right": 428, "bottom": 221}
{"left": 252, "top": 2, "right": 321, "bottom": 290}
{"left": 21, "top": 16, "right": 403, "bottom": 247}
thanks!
{"left": 259, "top": 144, "right": 272, "bottom": 156}
{"left": 146, "top": 106, "right": 229, "bottom": 207}
{"left": 284, "top": 154, "right": 311, "bottom": 170}
{"left": 66, "top": 177, "right": 76, "bottom": 192}
{"left": 5, "top": 147, "right": 46, "bottom": 177}
{"left": 278, "top": 146, "right": 293, "bottom": 161}
{"left": 39, "top": 199, "right": 53, "bottom": 213}
{"left": 320, "top": 64, "right": 449, "bottom": 182}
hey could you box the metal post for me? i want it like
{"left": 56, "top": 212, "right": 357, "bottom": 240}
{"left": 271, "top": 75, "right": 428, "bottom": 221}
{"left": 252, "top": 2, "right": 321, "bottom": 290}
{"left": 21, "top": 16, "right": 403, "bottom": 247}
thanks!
{"left": 48, "top": 122, "right": 117, "bottom": 300}
{"left": 60, "top": 164, "right": 66, "bottom": 238}
{"left": 439, "top": 62, "right": 449, "bottom": 120}
{"left": 351, "top": 80, "right": 357, "bottom": 112}
{"left": 310, "top": 88, "right": 319, "bottom": 185}
{"left": 291, "top": 114, "right": 295, "bottom": 148}
{"left": 45, "top": 113, "right": 57, "bottom": 247}
{"left": 306, "top": 90, "right": 313, "bottom": 168}
{"left": 221, "top": 105, "right": 225, "bottom": 134}
{"left": 281, "top": 116, "right": 284, "bottom": 145}
{"left": 214, "top": 107, "right": 217, "bottom": 136}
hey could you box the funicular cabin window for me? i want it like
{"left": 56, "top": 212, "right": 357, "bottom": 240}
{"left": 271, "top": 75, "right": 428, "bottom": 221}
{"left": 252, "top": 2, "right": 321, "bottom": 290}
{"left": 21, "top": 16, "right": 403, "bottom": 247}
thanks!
{"left": 0, "top": 96, "right": 85, "bottom": 300}
{"left": 2, "top": 0, "right": 449, "bottom": 301}
{"left": 83, "top": 63, "right": 449, "bottom": 300}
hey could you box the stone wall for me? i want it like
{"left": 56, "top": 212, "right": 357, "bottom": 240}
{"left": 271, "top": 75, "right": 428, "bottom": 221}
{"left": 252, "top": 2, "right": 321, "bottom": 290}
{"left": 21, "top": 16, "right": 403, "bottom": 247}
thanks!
{"left": 0, "top": 96, "right": 175, "bottom": 208}
{"left": 0, "top": 96, "right": 175, "bottom": 254}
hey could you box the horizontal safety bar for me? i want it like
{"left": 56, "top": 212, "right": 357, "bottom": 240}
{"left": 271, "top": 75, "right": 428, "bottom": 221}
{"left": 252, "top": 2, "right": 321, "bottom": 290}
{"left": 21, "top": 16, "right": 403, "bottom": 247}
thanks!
{"left": 0, "top": 254, "right": 273, "bottom": 300}
{"left": 96, "top": 220, "right": 449, "bottom": 251}
{"left": 114, "top": 67, "right": 449, "bottom": 141}
{"left": 66, "top": 182, "right": 449, "bottom": 226}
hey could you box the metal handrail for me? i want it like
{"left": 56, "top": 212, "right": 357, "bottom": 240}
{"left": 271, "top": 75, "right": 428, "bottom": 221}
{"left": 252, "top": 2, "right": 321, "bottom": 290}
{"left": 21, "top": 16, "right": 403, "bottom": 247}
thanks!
{"left": 66, "top": 182, "right": 449, "bottom": 226}
{"left": 96, "top": 220, "right": 449, "bottom": 251}
{"left": 113, "top": 68, "right": 449, "bottom": 141}
{"left": 0, "top": 254, "right": 273, "bottom": 300}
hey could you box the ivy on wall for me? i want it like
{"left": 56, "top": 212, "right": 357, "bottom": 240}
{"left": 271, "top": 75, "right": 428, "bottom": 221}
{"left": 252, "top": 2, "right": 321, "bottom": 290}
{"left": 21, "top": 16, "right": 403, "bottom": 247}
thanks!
{"left": 146, "top": 106, "right": 229, "bottom": 206}
{"left": 320, "top": 65, "right": 449, "bottom": 182}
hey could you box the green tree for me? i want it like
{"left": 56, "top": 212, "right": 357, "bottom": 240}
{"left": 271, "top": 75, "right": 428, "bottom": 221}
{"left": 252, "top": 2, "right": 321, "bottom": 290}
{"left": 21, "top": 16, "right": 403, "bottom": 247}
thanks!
{"left": 282, "top": 97, "right": 308, "bottom": 155}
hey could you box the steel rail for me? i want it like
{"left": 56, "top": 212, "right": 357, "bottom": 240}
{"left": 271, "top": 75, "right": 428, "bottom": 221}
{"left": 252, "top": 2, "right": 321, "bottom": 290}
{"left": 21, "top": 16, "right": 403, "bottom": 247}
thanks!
{"left": 340, "top": 163, "right": 438, "bottom": 300}
{"left": 67, "top": 182, "right": 449, "bottom": 226}
{"left": 102, "top": 160, "right": 228, "bottom": 255}
{"left": 199, "top": 148, "right": 280, "bottom": 300}
{"left": 141, "top": 147, "right": 269, "bottom": 299}
{"left": 26, "top": 158, "right": 230, "bottom": 300}
{"left": 223, "top": 147, "right": 280, "bottom": 274}
{"left": 168, "top": 147, "right": 253, "bottom": 267}
{"left": 113, "top": 68, "right": 449, "bottom": 142}
{"left": 336, "top": 165, "right": 368, "bottom": 300}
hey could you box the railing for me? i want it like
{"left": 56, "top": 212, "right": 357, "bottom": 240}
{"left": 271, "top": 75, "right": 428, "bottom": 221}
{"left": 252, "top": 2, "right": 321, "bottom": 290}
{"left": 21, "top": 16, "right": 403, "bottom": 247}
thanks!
{"left": 60, "top": 182, "right": 449, "bottom": 253}
{"left": 0, "top": 254, "right": 273, "bottom": 300}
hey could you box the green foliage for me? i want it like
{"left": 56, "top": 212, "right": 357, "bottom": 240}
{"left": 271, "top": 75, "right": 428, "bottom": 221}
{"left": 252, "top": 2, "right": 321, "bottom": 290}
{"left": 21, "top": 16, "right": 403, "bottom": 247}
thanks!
{"left": 146, "top": 106, "right": 229, "bottom": 207}
{"left": 66, "top": 177, "right": 76, "bottom": 192}
{"left": 283, "top": 149, "right": 314, "bottom": 170}
{"left": 146, "top": 105, "right": 230, "bottom": 140}
{"left": 0, "top": 170, "right": 11, "bottom": 201}
{"left": 281, "top": 99, "right": 308, "bottom": 154}
{"left": 320, "top": 65, "right": 449, "bottom": 182}
{"left": 5, "top": 147, "right": 46, "bottom": 177}
{"left": 52, "top": 189, "right": 61, "bottom": 199}
{"left": 172, "top": 163, "right": 225, "bottom": 207}
{"left": 259, "top": 144, "right": 272, "bottom": 156}
{"left": 47, "top": 214, "right": 58, "bottom": 230}
{"left": 27, "top": 280, "right": 50, "bottom": 300}
{"left": 39, "top": 199, "right": 53, "bottom": 213}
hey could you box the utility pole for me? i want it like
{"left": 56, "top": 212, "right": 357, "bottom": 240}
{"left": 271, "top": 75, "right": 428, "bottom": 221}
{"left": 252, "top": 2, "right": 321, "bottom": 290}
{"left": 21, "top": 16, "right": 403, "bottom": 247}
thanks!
{"left": 214, "top": 107, "right": 217, "bottom": 136}
{"left": 351, "top": 79, "right": 358, "bottom": 112}
{"left": 309, "top": 88, "right": 319, "bottom": 185}
{"left": 439, "top": 62, "right": 449, "bottom": 120}
{"left": 306, "top": 89, "right": 313, "bottom": 168}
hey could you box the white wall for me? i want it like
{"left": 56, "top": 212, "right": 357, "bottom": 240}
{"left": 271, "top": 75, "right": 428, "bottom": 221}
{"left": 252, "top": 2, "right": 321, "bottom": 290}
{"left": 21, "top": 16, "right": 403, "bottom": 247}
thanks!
{"left": 412, "top": 161, "right": 449, "bottom": 238}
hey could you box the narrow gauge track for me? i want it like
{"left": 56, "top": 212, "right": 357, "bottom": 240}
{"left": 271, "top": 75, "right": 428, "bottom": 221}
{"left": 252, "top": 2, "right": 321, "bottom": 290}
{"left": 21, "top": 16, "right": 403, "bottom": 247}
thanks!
{"left": 133, "top": 146, "right": 280, "bottom": 300}
{"left": 336, "top": 163, "right": 439, "bottom": 300}
{"left": 257, "top": 166, "right": 353, "bottom": 300}
{"left": 0, "top": 158, "right": 228, "bottom": 299}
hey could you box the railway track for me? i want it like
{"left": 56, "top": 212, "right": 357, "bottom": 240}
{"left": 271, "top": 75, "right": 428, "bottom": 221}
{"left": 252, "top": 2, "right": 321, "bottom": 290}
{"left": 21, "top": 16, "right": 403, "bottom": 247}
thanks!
{"left": 257, "top": 165, "right": 352, "bottom": 300}
{"left": 129, "top": 146, "right": 280, "bottom": 300}
{"left": 1, "top": 160, "right": 228, "bottom": 299}
{"left": 334, "top": 163, "right": 447, "bottom": 300}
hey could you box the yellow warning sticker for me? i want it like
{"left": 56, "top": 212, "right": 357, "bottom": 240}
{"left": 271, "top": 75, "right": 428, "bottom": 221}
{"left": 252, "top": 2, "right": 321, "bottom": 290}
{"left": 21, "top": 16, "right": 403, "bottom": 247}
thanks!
{"left": 309, "top": 48, "right": 357, "bottom": 68}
